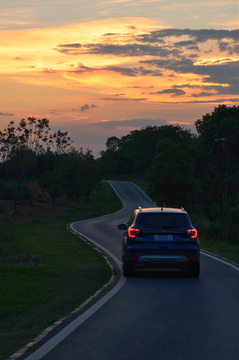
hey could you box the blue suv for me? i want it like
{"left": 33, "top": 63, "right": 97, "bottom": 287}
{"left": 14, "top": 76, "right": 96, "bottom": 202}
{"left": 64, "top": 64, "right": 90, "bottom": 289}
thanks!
{"left": 118, "top": 207, "right": 200, "bottom": 277}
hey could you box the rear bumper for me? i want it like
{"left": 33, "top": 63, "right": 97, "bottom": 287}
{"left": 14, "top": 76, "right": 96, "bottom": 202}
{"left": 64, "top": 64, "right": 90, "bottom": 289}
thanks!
{"left": 123, "top": 252, "right": 199, "bottom": 270}
{"left": 138, "top": 255, "right": 189, "bottom": 265}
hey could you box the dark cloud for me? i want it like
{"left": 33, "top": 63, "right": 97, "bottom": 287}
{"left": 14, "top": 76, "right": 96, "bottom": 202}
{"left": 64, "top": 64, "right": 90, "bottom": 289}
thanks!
{"left": 187, "top": 46, "right": 200, "bottom": 51}
{"left": 48, "top": 109, "right": 60, "bottom": 114}
{"left": 218, "top": 41, "right": 239, "bottom": 55}
{"left": 191, "top": 91, "right": 215, "bottom": 97}
{"left": 74, "top": 104, "right": 99, "bottom": 112}
{"left": 142, "top": 57, "right": 193, "bottom": 71}
{"left": 87, "top": 118, "right": 167, "bottom": 129}
{"left": 57, "top": 42, "right": 181, "bottom": 57}
{"left": 81, "top": 104, "right": 90, "bottom": 112}
{"left": 100, "top": 97, "right": 147, "bottom": 101}
{"left": 142, "top": 58, "right": 239, "bottom": 94}
{"left": 56, "top": 43, "right": 82, "bottom": 55}
{"left": 103, "top": 33, "right": 119, "bottom": 36}
{"left": 111, "top": 93, "right": 126, "bottom": 96}
{"left": 67, "top": 63, "right": 95, "bottom": 74}
{"left": 78, "top": 63, "right": 94, "bottom": 71}
{"left": 138, "top": 29, "right": 239, "bottom": 43}
{"left": 59, "top": 43, "right": 82, "bottom": 48}
{"left": 57, "top": 29, "right": 239, "bottom": 60}
{"left": 41, "top": 68, "right": 60, "bottom": 74}
{"left": 174, "top": 40, "right": 197, "bottom": 47}
{"left": 0, "top": 112, "right": 14, "bottom": 116}
{"left": 151, "top": 89, "right": 186, "bottom": 97}
{"left": 186, "top": 98, "right": 239, "bottom": 104}
{"left": 155, "top": 98, "right": 239, "bottom": 104}
{"left": 54, "top": 28, "right": 238, "bottom": 100}
{"left": 104, "top": 65, "right": 162, "bottom": 77}
{"left": 172, "top": 84, "right": 201, "bottom": 89}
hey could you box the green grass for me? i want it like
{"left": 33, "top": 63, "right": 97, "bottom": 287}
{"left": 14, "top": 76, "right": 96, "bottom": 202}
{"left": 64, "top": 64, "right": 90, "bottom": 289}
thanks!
{"left": 1, "top": 178, "right": 239, "bottom": 360}
{"left": 200, "top": 238, "right": 239, "bottom": 264}
{"left": 0, "top": 182, "right": 122, "bottom": 360}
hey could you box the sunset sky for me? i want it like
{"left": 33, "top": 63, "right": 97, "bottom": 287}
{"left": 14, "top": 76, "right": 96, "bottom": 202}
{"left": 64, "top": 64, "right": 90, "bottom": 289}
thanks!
{"left": 0, "top": 0, "right": 238, "bottom": 156}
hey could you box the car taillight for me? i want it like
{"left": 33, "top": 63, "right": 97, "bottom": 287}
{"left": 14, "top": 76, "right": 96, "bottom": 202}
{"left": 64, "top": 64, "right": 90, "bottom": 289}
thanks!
{"left": 186, "top": 228, "right": 197, "bottom": 238}
{"left": 128, "top": 227, "right": 141, "bottom": 238}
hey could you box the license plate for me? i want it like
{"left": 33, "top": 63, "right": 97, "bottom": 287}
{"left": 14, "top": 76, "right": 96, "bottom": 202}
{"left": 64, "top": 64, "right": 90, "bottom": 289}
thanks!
{"left": 154, "top": 234, "right": 173, "bottom": 241}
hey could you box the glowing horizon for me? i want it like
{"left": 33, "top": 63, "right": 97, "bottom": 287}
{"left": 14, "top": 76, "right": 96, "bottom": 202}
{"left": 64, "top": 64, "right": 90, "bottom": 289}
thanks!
{"left": 0, "top": 2, "right": 238, "bottom": 155}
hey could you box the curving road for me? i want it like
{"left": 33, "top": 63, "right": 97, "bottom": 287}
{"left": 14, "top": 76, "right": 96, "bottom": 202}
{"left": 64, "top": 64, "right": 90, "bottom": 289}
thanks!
{"left": 21, "top": 181, "right": 239, "bottom": 360}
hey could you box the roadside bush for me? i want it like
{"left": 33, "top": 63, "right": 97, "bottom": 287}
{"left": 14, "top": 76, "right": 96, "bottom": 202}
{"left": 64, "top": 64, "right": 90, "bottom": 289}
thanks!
{"left": 38, "top": 170, "right": 62, "bottom": 203}
{"left": 191, "top": 213, "right": 239, "bottom": 244}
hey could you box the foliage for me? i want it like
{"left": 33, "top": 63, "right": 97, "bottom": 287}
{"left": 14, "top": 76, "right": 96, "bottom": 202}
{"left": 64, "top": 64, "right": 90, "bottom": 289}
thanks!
{"left": 0, "top": 118, "right": 50, "bottom": 201}
{"left": 98, "top": 125, "right": 195, "bottom": 175}
{"left": 195, "top": 104, "right": 239, "bottom": 162}
{"left": 0, "top": 118, "right": 100, "bottom": 206}
{"left": 147, "top": 139, "right": 196, "bottom": 209}
{"left": 81, "top": 156, "right": 101, "bottom": 203}
{"left": 100, "top": 105, "right": 239, "bottom": 241}
{"left": 38, "top": 170, "right": 62, "bottom": 202}
{"left": 60, "top": 156, "right": 83, "bottom": 203}
{"left": 194, "top": 105, "right": 239, "bottom": 209}
{"left": 0, "top": 106, "right": 238, "bottom": 241}
{"left": 37, "top": 149, "right": 101, "bottom": 204}
{"left": 147, "top": 105, "right": 239, "bottom": 239}
{"left": 0, "top": 182, "right": 121, "bottom": 360}
{"left": 0, "top": 117, "right": 50, "bottom": 163}
{"left": 48, "top": 130, "right": 72, "bottom": 155}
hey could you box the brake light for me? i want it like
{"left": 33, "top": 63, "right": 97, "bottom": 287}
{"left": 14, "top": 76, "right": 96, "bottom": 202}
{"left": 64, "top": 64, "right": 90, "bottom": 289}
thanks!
{"left": 128, "top": 227, "right": 141, "bottom": 238}
{"left": 186, "top": 228, "right": 197, "bottom": 238}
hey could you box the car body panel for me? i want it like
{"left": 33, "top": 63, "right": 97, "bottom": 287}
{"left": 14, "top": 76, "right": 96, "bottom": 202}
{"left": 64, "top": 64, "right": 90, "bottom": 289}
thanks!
{"left": 118, "top": 207, "right": 200, "bottom": 276}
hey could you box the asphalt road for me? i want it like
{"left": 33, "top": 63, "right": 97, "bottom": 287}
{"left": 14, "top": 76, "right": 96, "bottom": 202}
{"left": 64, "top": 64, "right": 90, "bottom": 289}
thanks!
{"left": 22, "top": 181, "right": 239, "bottom": 360}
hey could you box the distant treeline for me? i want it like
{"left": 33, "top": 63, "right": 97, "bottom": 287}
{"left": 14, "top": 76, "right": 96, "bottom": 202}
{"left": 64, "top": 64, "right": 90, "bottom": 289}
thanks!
{"left": 0, "top": 117, "right": 101, "bottom": 206}
{"left": 97, "top": 105, "right": 239, "bottom": 241}
{"left": 0, "top": 105, "right": 238, "bottom": 242}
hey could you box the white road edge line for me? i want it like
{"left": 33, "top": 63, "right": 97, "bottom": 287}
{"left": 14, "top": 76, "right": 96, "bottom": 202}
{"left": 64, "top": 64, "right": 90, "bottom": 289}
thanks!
{"left": 22, "top": 181, "right": 127, "bottom": 360}
{"left": 201, "top": 250, "right": 239, "bottom": 272}
{"left": 23, "top": 231, "right": 126, "bottom": 360}
{"left": 12, "top": 180, "right": 239, "bottom": 360}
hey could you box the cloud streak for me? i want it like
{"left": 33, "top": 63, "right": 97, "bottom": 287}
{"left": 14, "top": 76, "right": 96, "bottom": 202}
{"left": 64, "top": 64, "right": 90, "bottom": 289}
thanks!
{"left": 54, "top": 28, "right": 238, "bottom": 102}
{"left": 0, "top": 112, "right": 14, "bottom": 116}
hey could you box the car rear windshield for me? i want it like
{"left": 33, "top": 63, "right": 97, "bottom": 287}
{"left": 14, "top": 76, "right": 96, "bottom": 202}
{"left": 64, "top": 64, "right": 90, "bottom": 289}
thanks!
{"left": 136, "top": 213, "right": 190, "bottom": 229}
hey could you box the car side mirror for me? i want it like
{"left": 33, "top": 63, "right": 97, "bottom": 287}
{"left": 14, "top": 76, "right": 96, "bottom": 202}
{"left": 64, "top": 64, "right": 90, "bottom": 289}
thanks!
{"left": 117, "top": 224, "right": 127, "bottom": 230}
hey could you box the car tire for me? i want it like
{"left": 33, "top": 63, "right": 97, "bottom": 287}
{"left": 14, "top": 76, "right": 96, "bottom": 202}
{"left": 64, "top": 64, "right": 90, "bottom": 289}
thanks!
{"left": 188, "top": 262, "right": 200, "bottom": 277}
{"left": 123, "top": 264, "right": 134, "bottom": 277}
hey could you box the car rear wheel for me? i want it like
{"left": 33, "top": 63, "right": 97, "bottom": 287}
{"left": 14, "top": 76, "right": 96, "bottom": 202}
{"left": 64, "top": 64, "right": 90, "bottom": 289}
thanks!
{"left": 188, "top": 262, "right": 200, "bottom": 277}
{"left": 123, "top": 262, "right": 134, "bottom": 277}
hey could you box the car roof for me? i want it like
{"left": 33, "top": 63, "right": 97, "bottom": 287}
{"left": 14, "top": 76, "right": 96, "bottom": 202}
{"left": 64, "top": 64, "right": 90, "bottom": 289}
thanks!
{"left": 136, "top": 207, "right": 187, "bottom": 214}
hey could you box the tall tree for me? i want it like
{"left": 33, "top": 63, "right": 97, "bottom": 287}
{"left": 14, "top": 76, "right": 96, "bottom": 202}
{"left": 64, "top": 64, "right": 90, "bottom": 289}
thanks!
{"left": 60, "top": 155, "right": 83, "bottom": 203}
{"left": 147, "top": 139, "right": 196, "bottom": 209}
{"left": 0, "top": 117, "right": 50, "bottom": 201}
{"left": 194, "top": 104, "right": 239, "bottom": 204}
{"left": 99, "top": 125, "right": 196, "bottom": 175}
{"left": 38, "top": 169, "right": 62, "bottom": 203}
{"left": 195, "top": 105, "right": 239, "bottom": 162}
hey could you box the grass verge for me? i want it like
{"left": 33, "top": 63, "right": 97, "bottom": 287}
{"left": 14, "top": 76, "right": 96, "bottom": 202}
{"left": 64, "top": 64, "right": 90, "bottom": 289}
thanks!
{"left": 199, "top": 238, "right": 239, "bottom": 264}
{"left": 0, "top": 182, "right": 122, "bottom": 360}
{"left": 1, "top": 178, "right": 238, "bottom": 360}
